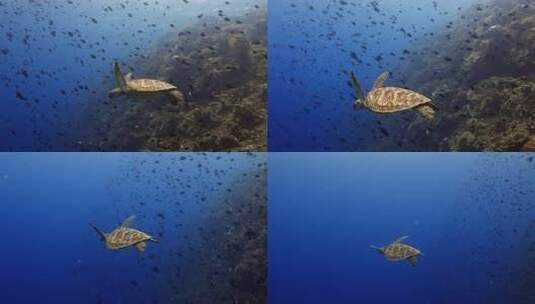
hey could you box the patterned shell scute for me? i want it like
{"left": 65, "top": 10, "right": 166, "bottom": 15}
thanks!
{"left": 128, "top": 79, "right": 177, "bottom": 92}
{"left": 383, "top": 243, "right": 419, "bottom": 261}
{"left": 366, "top": 87, "right": 431, "bottom": 113}
{"left": 106, "top": 228, "right": 151, "bottom": 250}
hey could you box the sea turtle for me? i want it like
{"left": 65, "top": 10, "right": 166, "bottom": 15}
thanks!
{"left": 108, "top": 62, "right": 184, "bottom": 104}
{"left": 350, "top": 71, "right": 437, "bottom": 120}
{"left": 90, "top": 215, "right": 157, "bottom": 252}
{"left": 371, "top": 235, "right": 423, "bottom": 266}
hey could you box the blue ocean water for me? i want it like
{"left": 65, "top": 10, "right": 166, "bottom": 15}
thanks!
{"left": 269, "top": 153, "right": 535, "bottom": 303}
{"left": 0, "top": 152, "right": 266, "bottom": 303}
{"left": 268, "top": 0, "right": 484, "bottom": 151}
{"left": 0, "top": 0, "right": 261, "bottom": 151}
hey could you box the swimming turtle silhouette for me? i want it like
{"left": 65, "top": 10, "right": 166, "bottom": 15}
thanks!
{"left": 108, "top": 62, "right": 184, "bottom": 104}
{"left": 350, "top": 71, "right": 437, "bottom": 120}
{"left": 90, "top": 215, "right": 157, "bottom": 252}
{"left": 371, "top": 235, "right": 423, "bottom": 266}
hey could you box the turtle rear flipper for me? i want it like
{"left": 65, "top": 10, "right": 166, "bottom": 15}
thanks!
{"left": 89, "top": 223, "right": 106, "bottom": 242}
{"left": 408, "top": 256, "right": 418, "bottom": 267}
{"left": 168, "top": 90, "right": 184, "bottom": 105}
{"left": 415, "top": 104, "right": 435, "bottom": 120}
{"left": 135, "top": 242, "right": 146, "bottom": 252}
{"left": 427, "top": 102, "right": 439, "bottom": 110}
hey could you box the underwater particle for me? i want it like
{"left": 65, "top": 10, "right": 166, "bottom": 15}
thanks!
{"left": 89, "top": 215, "right": 158, "bottom": 252}
{"left": 108, "top": 62, "right": 184, "bottom": 105}
{"left": 371, "top": 235, "right": 423, "bottom": 267}
{"left": 350, "top": 71, "right": 437, "bottom": 120}
{"left": 15, "top": 91, "right": 27, "bottom": 101}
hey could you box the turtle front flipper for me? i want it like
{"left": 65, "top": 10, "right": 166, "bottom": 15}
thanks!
{"left": 393, "top": 235, "right": 409, "bottom": 244}
{"left": 372, "top": 71, "right": 390, "bottom": 90}
{"left": 120, "top": 215, "right": 136, "bottom": 228}
{"left": 89, "top": 223, "right": 107, "bottom": 242}
{"left": 350, "top": 71, "right": 366, "bottom": 101}
{"left": 108, "top": 87, "right": 123, "bottom": 98}
{"left": 113, "top": 62, "right": 128, "bottom": 91}
{"left": 408, "top": 256, "right": 418, "bottom": 267}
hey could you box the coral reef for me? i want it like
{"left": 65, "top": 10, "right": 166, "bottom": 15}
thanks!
{"left": 385, "top": 0, "right": 535, "bottom": 151}
{"left": 78, "top": 9, "right": 266, "bottom": 151}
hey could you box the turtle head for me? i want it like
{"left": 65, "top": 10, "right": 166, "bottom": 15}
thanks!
{"left": 108, "top": 87, "right": 124, "bottom": 98}
{"left": 353, "top": 98, "right": 365, "bottom": 111}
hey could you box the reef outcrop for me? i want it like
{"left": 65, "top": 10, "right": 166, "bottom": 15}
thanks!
{"left": 386, "top": 0, "right": 535, "bottom": 151}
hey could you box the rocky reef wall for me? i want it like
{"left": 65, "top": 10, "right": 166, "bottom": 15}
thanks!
{"left": 173, "top": 163, "right": 267, "bottom": 303}
{"left": 384, "top": 0, "right": 535, "bottom": 151}
{"left": 78, "top": 8, "right": 266, "bottom": 151}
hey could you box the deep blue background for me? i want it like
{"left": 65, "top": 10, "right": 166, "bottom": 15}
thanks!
{"left": 268, "top": 0, "right": 480, "bottom": 151}
{"left": 269, "top": 153, "right": 535, "bottom": 303}
{"left": 0, "top": 152, "right": 263, "bottom": 303}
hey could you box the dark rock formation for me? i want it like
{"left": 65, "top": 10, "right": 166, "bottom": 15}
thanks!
{"left": 383, "top": 0, "right": 535, "bottom": 151}
{"left": 175, "top": 165, "right": 267, "bottom": 303}
{"left": 78, "top": 9, "right": 266, "bottom": 151}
